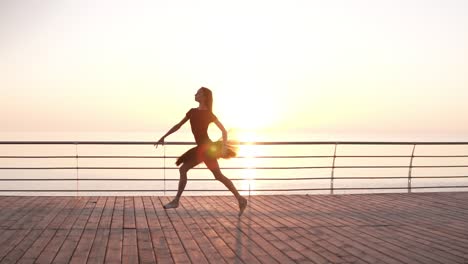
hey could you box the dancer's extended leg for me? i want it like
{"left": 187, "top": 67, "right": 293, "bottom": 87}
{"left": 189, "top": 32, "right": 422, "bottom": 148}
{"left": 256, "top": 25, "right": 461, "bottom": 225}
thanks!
{"left": 208, "top": 161, "right": 248, "bottom": 217}
{"left": 164, "top": 160, "right": 198, "bottom": 209}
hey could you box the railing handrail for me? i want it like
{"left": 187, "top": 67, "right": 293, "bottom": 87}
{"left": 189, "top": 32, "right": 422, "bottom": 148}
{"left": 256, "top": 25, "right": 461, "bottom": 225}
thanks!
{"left": 1, "top": 140, "right": 468, "bottom": 145}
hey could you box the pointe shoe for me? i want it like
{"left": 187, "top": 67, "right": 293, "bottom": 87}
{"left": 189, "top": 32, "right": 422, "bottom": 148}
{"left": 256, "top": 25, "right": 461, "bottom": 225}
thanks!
{"left": 163, "top": 200, "right": 179, "bottom": 209}
{"left": 238, "top": 197, "right": 247, "bottom": 217}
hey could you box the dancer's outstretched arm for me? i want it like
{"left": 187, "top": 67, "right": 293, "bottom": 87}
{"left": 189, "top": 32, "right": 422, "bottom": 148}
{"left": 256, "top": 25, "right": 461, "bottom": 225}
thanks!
{"left": 155, "top": 115, "right": 189, "bottom": 148}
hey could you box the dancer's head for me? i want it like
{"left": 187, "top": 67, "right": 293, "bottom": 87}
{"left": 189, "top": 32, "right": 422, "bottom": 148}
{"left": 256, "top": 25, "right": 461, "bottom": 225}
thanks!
{"left": 195, "top": 87, "right": 213, "bottom": 111}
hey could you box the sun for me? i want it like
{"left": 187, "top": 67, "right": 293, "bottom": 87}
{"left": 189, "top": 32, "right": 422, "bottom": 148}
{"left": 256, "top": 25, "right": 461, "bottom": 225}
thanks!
{"left": 216, "top": 87, "right": 278, "bottom": 131}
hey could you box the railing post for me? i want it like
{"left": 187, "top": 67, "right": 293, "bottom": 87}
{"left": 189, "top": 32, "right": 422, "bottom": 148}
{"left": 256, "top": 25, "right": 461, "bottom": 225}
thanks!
{"left": 163, "top": 144, "right": 166, "bottom": 196}
{"left": 331, "top": 143, "right": 338, "bottom": 195}
{"left": 75, "top": 142, "right": 79, "bottom": 198}
{"left": 408, "top": 144, "right": 416, "bottom": 193}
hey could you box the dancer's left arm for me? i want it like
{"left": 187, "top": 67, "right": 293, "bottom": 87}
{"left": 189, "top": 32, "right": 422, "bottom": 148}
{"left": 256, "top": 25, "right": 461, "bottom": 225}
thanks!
{"left": 213, "top": 119, "right": 228, "bottom": 154}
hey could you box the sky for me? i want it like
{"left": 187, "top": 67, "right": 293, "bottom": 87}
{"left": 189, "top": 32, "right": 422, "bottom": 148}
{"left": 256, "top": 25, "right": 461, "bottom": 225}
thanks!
{"left": 1, "top": 0, "right": 468, "bottom": 141}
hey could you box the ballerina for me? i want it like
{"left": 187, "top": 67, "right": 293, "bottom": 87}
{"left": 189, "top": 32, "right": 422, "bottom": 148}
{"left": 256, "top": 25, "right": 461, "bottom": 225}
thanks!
{"left": 155, "top": 87, "right": 247, "bottom": 217}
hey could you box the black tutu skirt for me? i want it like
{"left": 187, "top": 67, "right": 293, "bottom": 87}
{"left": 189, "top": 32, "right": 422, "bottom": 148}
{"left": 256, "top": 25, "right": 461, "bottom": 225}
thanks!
{"left": 176, "top": 141, "right": 237, "bottom": 166}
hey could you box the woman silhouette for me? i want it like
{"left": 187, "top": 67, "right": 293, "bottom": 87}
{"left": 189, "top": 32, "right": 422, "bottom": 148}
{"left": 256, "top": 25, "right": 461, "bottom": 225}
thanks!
{"left": 155, "top": 87, "right": 248, "bottom": 217}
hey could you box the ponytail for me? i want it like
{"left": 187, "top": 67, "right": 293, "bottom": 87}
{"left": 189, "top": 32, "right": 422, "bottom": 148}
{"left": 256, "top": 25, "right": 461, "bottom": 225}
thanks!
{"left": 200, "top": 87, "right": 213, "bottom": 112}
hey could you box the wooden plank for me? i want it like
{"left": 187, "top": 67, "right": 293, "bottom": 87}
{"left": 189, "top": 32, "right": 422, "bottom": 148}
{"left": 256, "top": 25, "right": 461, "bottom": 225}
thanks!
{"left": 111, "top": 196, "right": 124, "bottom": 229}
{"left": 204, "top": 195, "right": 292, "bottom": 264}
{"left": 98, "top": 196, "right": 115, "bottom": 229}
{"left": 221, "top": 195, "right": 342, "bottom": 264}
{"left": 250, "top": 195, "right": 380, "bottom": 263}
{"left": 331, "top": 193, "right": 466, "bottom": 249}
{"left": 134, "top": 196, "right": 148, "bottom": 230}
{"left": 176, "top": 198, "right": 229, "bottom": 264}
{"left": 122, "top": 228, "right": 138, "bottom": 264}
{"left": 32, "top": 197, "right": 73, "bottom": 230}
{"left": 14, "top": 230, "right": 56, "bottom": 264}
{"left": 276, "top": 195, "right": 404, "bottom": 264}
{"left": 0, "top": 230, "right": 18, "bottom": 254}
{"left": 105, "top": 228, "right": 123, "bottom": 264}
{"left": 124, "top": 196, "right": 136, "bottom": 229}
{"left": 0, "top": 197, "right": 55, "bottom": 260}
{"left": 311, "top": 193, "right": 468, "bottom": 262}
{"left": 86, "top": 228, "right": 110, "bottom": 264}
{"left": 122, "top": 197, "right": 139, "bottom": 264}
{"left": 357, "top": 195, "right": 468, "bottom": 262}
{"left": 134, "top": 196, "right": 156, "bottom": 264}
{"left": 0, "top": 196, "right": 32, "bottom": 228}
{"left": 45, "top": 197, "right": 80, "bottom": 230}
{"left": 88, "top": 197, "right": 115, "bottom": 264}
{"left": 85, "top": 196, "right": 107, "bottom": 229}
{"left": 283, "top": 195, "right": 457, "bottom": 264}
{"left": 276, "top": 195, "right": 427, "bottom": 264}
{"left": 69, "top": 197, "right": 107, "bottom": 264}
{"left": 391, "top": 225, "right": 468, "bottom": 256}
{"left": 322, "top": 192, "right": 464, "bottom": 260}
{"left": 189, "top": 196, "right": 265, "bottom": 264}
{"left": 234, "top": 195, "right": 343, "bottom": 264}
{"left": 30, "top": 197, "right": 89, "bottom": 264}
{"left": 370, "top": 225, "right": 464, "bottom": 263}
{"left": 105, "top": 196, "right": 124, "bottom": 263}
{"left": 51, "top": 197, "right": 97, "bottom": 264}
{"left": 1, "top": 197, "right": 76, "bottom": 263}
{"left": 141, "top": 196, "right": 174, "bottom": 264}
{"left": 392, "top": 194, "right": 468, "bottom": 238}
{"left": 181, "top": 196, "right": 242, "bottom": 264}
{"left": 1, "top": 230, "right": 43, "bottom": 264}
{"left": 162, "top": 197, "right": 210, "bottom": 264}
{"left": 2, "top": 196, "right": 48, "bottom": 230}
{"left": 15, "top": 196, "right": 57, "bottom": 229}
{"left": 152, "top": 196, "right": 191, "bottom": 264}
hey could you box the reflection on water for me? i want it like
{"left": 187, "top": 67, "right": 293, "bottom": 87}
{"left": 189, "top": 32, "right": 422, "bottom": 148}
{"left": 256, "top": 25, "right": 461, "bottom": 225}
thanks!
{"left": 0, "top": 131, "right": 468, "bottom": 195}
{"left": 237, "top": 141, "right": 259, "bottom": 196}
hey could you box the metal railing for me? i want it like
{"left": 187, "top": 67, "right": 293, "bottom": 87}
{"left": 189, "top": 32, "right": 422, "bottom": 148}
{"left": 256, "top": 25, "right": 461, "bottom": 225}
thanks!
{"left": 1, "top": 141, "right": 468, "bottom": 195}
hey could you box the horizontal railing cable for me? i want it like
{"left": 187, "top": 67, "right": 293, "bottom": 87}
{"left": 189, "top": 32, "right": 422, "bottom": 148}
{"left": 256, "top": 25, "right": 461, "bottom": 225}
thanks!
{"left": 2, "top": 186, "right": 468, "bottom": 193}
{"left": 1, "top": 176, "right": 467, "bottom": 182}
{"left": 2, "top": 165, "right": 468, "bottom": 170}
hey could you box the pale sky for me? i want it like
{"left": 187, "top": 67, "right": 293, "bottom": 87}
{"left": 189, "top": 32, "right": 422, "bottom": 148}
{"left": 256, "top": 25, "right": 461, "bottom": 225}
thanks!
{"left": 1, "top": 0, "right": 467, "bottom": 140}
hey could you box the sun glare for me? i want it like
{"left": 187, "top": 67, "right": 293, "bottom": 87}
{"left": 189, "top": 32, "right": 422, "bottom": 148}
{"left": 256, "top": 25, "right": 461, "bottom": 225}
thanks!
{"left": 229, "top": 130, "right": 262, "bottom": 194}
{"left": 215, "top": 84, "right": 279, "bottom": 131}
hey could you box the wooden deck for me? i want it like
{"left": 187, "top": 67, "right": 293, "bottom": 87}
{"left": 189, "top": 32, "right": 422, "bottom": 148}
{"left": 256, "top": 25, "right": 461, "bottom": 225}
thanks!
{"left": 0, "top": 192, "right": 467, "bottom": 264}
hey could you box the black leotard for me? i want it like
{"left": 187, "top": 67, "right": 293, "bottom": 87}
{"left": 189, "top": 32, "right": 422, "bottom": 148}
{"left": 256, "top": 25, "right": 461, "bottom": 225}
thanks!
{"left": 186, "top": 108, "right": 218, "bottom": 145}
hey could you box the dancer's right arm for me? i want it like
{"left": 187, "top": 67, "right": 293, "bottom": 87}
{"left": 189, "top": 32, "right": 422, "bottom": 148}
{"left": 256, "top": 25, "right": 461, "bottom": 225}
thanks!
{"left": 155, "top": 115, "right": 190, "bottom": 148}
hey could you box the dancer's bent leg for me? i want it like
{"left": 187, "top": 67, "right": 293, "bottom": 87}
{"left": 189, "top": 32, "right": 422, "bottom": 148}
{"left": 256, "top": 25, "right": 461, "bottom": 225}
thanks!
{"left": 164, "top": 160, "right": 198, "bottom": 209}
{"left": 208, "top": 160, "right": 248, "bottom": 216}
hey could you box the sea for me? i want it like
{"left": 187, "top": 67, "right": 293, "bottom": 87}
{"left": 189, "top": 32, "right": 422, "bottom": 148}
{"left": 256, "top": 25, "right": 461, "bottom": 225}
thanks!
{"left": 1, "top": 131, "right": 467, "bottom": 196}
